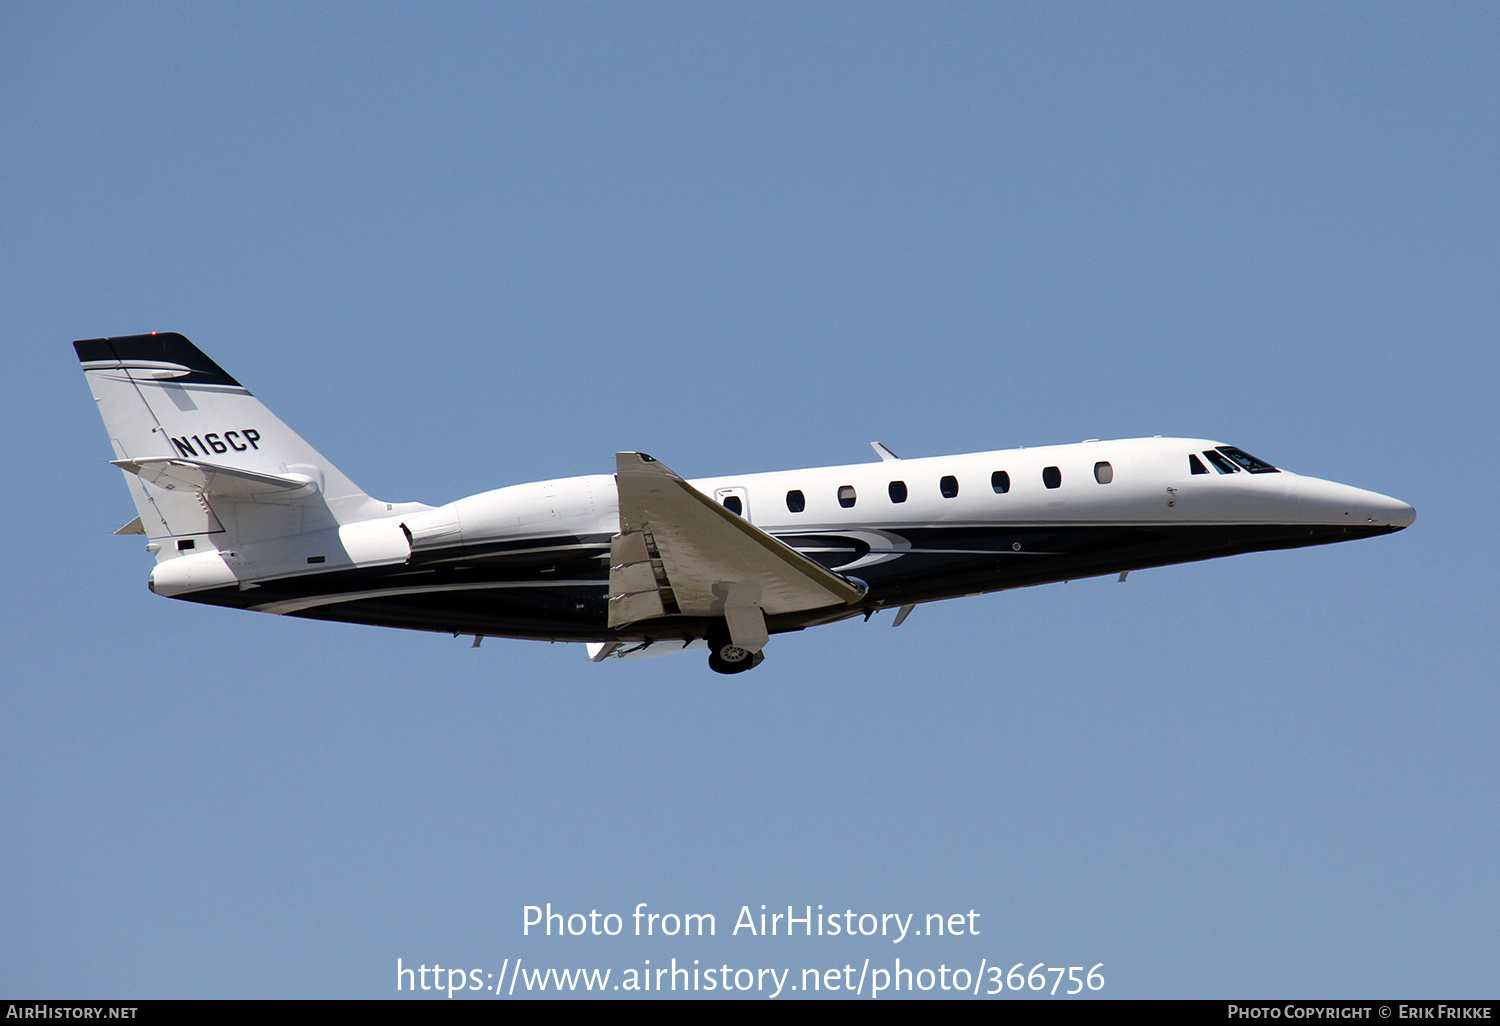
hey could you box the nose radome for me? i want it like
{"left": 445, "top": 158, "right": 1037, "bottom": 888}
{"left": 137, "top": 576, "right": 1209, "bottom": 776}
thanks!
{"left": 1298, "top": 476, "right": 1416, "bottom": 528}
{"left": 1385, "top": 497, "right": 1417, "bottom": 529}
{"left": 1352, "top": 487, "right": 1416, "bottom": 528}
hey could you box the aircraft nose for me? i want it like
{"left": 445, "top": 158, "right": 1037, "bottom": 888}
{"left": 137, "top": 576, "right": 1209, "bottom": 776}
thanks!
{"left": 1297, "top": 477, "right": 1416, "bottom": 529}
{"left": 1384, "top": 496, "right": 1417, "bottom": 529}
{"left": 1352, "top": 487, "right": 1416, "bottom": 528}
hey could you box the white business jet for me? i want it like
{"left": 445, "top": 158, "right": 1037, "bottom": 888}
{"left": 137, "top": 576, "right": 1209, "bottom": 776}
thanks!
{"left": 76, "top": 333, "right": 1415, "bottom": 674}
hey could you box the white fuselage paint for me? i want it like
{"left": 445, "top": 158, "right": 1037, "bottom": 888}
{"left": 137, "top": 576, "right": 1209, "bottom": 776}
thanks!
{"left": 398, "top": 436, "right": 1413, "bottom": 559}
{"left": 224, "top": 437, "right": 1414, "bottom": 634}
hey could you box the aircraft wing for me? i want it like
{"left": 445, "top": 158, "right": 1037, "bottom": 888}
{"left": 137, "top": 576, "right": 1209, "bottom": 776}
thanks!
{"left": 609, "top": 452, "right": 866, "bottom": 630}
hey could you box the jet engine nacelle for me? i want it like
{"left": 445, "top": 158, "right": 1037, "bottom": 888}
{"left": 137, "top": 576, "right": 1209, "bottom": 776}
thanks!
{"left": 149, "top": 551, "right": 240, "bottom": 596}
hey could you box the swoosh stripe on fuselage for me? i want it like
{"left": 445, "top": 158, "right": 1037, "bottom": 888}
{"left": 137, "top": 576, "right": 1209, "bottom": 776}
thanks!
{"left": 167, "top": 521, "right": 1401, "bottom": 642}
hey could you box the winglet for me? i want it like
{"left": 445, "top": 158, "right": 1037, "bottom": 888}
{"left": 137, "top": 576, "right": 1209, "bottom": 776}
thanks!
{"left": 871, "top": 441, "right": 901, "bottom": 461}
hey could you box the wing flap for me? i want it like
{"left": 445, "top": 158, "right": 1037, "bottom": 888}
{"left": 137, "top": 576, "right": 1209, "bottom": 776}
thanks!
{"left": 607, "top": 529, "right": 672, "bottom": 627}
{"left": 608, "top": 452, "right": 865, "bottom": 628}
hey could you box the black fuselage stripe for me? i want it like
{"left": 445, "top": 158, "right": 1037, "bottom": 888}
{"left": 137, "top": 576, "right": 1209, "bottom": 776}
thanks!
{"left": 175, "top": 522, "right": 1399, "bottom": 641}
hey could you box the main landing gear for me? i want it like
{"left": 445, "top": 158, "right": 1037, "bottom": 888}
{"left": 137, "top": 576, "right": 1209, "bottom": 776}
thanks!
{"left": 707, "top": 621, "right": 765, "bottom": 675}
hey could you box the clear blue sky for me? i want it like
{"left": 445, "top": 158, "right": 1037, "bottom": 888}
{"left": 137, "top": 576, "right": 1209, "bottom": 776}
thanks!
{"left": 3, "top": 1, "right": 1496, "bottom": 999}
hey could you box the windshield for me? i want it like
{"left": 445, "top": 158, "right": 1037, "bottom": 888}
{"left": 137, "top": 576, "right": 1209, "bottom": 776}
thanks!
{"left": 1203, "top": 450, "right": 1240, "bottom": 474}
{"left": 1216, "top": 446, "right": 1279, "bottom": 473}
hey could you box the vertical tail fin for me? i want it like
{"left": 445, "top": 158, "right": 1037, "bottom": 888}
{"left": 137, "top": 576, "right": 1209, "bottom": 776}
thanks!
{"left": 74, "top": 332, "right": 388, "bottom": 544}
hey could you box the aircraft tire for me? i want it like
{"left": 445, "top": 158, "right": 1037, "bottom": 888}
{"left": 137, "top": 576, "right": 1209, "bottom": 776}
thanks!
{"left": 708, "top": 643, "right": 755, "bottom": 674}
{"left": 707, "top": 620, "right": 766, "bottom": 674}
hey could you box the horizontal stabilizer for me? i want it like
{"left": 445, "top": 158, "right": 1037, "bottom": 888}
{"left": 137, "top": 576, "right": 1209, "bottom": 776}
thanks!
{"left": 114, "top": 516, "right": 145, "bottom": 535}
{"left": 609, "top": 452, "right": 866, "bottom": 628}
{"left": 111, "top": 457, "right": 320, "bottom": 498}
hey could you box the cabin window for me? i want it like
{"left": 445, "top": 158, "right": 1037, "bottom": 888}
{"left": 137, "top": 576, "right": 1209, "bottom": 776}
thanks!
{"left": 1189, "top": 454, "right": 1209, "bottom": 475}
{"left": 1203, "top": 450, "right": 1240, "bottom": 474}
{"left": 838, "top": 485, "right": 857, "bottom": 508}
{"left": 1042, "top": 466, "right": 1062, "bottom": 489}
{"left": 1094, "top": 461, "right": 1113, "bottom": 484}
{"left": 786, "top": 490, "right": 805, "bottom": 513}
{"left": 722, "top": 495, "right": 743, "bottom": 516}
{"left": 940, "top": 475, "right": 959, "bottom": 498}
{"left": 888, "top": 480, "right": 908, "bottom": 503}
{"left": 1217, "top": 446, "right": 1279, "bottom": 473}
{"left": 991, "top": 470, "right": 1010, "bottom": 494}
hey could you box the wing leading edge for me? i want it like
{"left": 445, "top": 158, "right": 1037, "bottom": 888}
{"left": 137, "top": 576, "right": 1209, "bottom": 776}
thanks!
{"left": 608, "top": 452, "right": 866, "bottom": 643}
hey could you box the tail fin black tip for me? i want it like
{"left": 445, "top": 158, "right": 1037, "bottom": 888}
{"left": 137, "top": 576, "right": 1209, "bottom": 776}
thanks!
{"left": 73, "top": 332, "right": 242, "bottom": 388}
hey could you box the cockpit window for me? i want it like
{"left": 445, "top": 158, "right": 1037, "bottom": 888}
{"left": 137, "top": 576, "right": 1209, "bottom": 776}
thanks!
{"left": 1216, "top": 446, "right": 1279, "bottom": 473}
{"left": 1189, "top": 454, "right": 1209, "bottom": 475}
{"left": 1203, "top": 450, "right": 1240, "bottom": 474}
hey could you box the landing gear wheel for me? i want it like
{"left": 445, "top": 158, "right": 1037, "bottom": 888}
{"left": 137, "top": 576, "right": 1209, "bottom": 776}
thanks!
{"left": 707, "top": 622, "right": 765, "bottom": 674}
{"left": 709, "top": 646, "right": 764, "bottom": 674}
